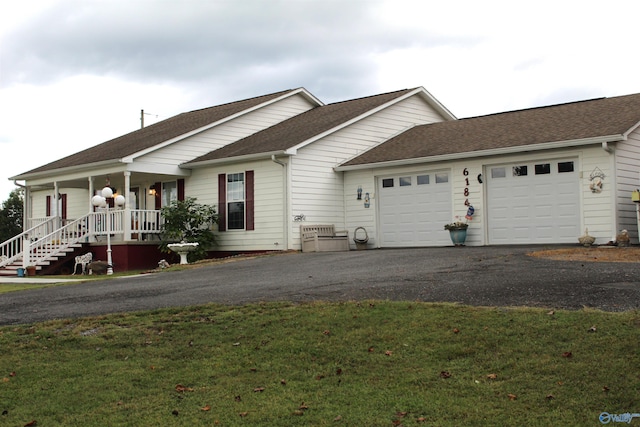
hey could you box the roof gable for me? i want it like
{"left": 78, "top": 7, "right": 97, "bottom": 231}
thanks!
{"left": 14, "top": 89, "right": 312, "bottom": 178}
{"left": 340, "top": 93, "right": 640, "bottom": 167}
{"left": 185, "top": 88, "right": 434, "bottom": 165}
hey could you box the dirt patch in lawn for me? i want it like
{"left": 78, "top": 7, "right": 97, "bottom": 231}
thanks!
{"left": 529, "top": 247, "right": 640, "bottom": 262}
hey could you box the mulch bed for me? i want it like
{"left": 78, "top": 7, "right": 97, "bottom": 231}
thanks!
{"left": 529, "top": 246, "right": 640, "bottom": 262}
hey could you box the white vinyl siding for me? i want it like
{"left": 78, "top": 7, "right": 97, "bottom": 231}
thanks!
{"left": 187, "top": 159, "right": 286, "bottom": 251}
{"left": 614, "top": 129, "right": 640, "bottom": 243}
{"left": 137, "top": 95, "right": 316, "bottom": 165}
{"left": 289, "top": 94, "right": 448, "bottom": 249}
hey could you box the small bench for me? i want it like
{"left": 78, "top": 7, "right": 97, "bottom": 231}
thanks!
{"left": 301, "top": 224, "right": 349, "bottom": 253}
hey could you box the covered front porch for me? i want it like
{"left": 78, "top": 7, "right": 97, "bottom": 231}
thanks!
{"left": 3, "top": 165, "right": 190, "bottom": 275}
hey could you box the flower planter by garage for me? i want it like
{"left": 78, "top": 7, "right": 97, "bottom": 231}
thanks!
{"left": 448, "top": 229, "right": 467, "bottom": 246}
{"left": 444, "top": 221, "right": 468, "bottom": 246}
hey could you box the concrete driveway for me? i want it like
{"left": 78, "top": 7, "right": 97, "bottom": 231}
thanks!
{"left": 0, "top": 246, "right": 638, "bottom": 325}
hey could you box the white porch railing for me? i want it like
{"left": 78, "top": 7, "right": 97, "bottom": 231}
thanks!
{"left": 0, "top": 210, "right": 164, "bottom": 269}
{"left": 0, "top": 217, "right": 58, "bottom": 268}
{"left": 130, "top": 209, "right": 164, "bottom": 235}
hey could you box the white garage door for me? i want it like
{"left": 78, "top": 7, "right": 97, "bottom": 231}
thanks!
{"left": 487, "top": 159, "right": 580, "bottom": 244}
{"left": 378, "top": 171, "right": 452, "bottom": 247}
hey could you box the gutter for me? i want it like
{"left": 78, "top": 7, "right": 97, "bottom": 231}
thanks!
{"left": 335, "top": 134, "right": 624, "bottom": 172}
{"left": 183, "top": 151, "right": 288, "bottom": 168}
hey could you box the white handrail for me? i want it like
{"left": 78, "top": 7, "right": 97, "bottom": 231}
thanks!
{"left": 0, "top": 217, "right": 57, "bottom": 267}
{"left": 1, "top": 209, "right": 165, "bottom": 269}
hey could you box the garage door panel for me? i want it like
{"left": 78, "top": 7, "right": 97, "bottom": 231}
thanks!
{"left": 488, "top": 159, "right": 579, "bottom": 244}
{"left": 379, "top": 173, "right": 451, "bottom": 247}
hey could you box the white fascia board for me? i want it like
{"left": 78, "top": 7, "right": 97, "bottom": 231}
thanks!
{"left": 123, "top": 89, "right": 323, "bottom": 162}
{"left": 125, "top": 162, "right": 191, "bottom": 176}
{"left": 295, "top": 87, "right": 325, "bottom": 107}
{"left": 416, "top": 86, "right": 457, "bottom": 120}
{"left": 183, "top": 150, "right": 289, "bottom": 169}
{"left": 622, "top": 120, "right": 640, "bottom": 139}
{"left": 9, "top": 159, "right": 121, "bottom": 181}
{"left": 335, "top": 134, "right": 623, "bottom": 171}
{"left": 288, "top": 88, "right": 428, "bottom": 153}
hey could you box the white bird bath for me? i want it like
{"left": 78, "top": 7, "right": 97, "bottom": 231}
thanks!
{"left": 167, "top": 242, "right": 199, "bottom": 265}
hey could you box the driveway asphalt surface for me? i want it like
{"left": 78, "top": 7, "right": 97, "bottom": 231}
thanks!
{"left": 1, "top": 246, "right": 639, "bottom": 325}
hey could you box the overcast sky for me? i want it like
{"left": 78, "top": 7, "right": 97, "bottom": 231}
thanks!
{"left": 2, "top": 0, "right": 640, "bottom": 202}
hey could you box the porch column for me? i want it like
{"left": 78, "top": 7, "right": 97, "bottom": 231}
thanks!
{"left": 86, "top": 176, "right": 96, "bottom": 241}
{"left": 123, "top": 171, "right": 132, "bottom": 241}
{"left": 88, "top": 177, "right": 94, "bottom": 213}
{"left": 53, "top": 181, "right": 60, "bottom": 229}
{"left": 23, "top": 186, "right": 31, "bottom": 230}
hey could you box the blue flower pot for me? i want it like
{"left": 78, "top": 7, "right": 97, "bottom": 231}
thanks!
{"left": 448, "top": 229, "right": 467, "bottom": 246}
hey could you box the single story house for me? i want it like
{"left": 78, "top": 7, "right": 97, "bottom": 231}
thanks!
{"left": 3, "top": 86, "right": 639, "bottom": 273}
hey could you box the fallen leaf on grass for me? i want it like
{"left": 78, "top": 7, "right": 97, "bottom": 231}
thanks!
{"left": 508, "top": 393, "right": 517, "bottom": 401}
{"left": 368, "top": 346, "right": 375, "bottom": 353}
{"left": 547, "top": 310, "right": 555, "bottom": 316}
{"left": 546, "top": 394, "right": 555, "bottom": 400}
{"left": 486, "top": 373, "right": 497, "bottom": 380}
{"left": 172, "top": 410, "right": 179, "bottom": 416}
{"left": 385, "top": 350, "right": 393, "bottom": 356}
{"left": 253, "top": 387, "right": 265, "bottom": 392}
{"left": 453, "top": 328, "right": 460, "bottom": 334}
{"left": 24, "top": 420, "right": 37, "bottom": 426}
{"left": 299, "top": 402, "right": 309, "bottom": 410}
{"left": 395, "top": 411, "right": 407, "bottom": 417}
{"left": 323, "top": 330, "right": 331, "bottom": 335}
{"left": 561, "top": 352, "right": 572, "bottom": 358}
{"left": 280, "top": 379, "right": 287, "bottom": 385}
{"left": 588, "top": 325, "right": 597, "bottom": 333}
{"left": 9, "top": 372, "right": 16, "bottom": 377}
{"left": 603, "top": 386, "right": 610, "bottom": 392}
{"left": 2, "top": 378, "right": 8, "bottom": 383}
{"left": 336, "top": 368, "right": 342, "bottom": 376}
{"left": 201, "top": 405, "right": 211, "bottom": 411}
{"left": 440, "top": 371, "right": 451, "bottom": 379}
{"left": 315, "top": 375, "right": 325, "bottom": 380}
{"left": 175, "top": 384, "right": 194, "bottom": 393}
{"left": 292, "top": 410, "right": 304, "bottom": 416}
{"left": 234, "top": 395, "right": 242, "bottom": 402}
{"left": 239, "top": 412, "right": 249, "bottom": 417}
{"left": 417, "top": 417, "right": 427, "bottom": 422}
{"left": 334, "top": 415, "right": 342, "bottom": 421}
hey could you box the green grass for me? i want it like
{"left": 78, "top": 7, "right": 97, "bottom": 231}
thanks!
{"left": 0, "top": 301, "right": 638, "bottom": 426}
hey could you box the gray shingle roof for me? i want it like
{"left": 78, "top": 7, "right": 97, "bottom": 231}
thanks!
{"left": 341, "top": 93, "right": 640, "bottom": 167}
{"left": 18, "top": 89, "right": 298, "bottom": 176}
{"left": 185, "top": 88, "right": 416, "bottom": 164}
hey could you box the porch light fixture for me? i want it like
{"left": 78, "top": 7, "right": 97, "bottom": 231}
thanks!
{"left": 91, "top": 186, "right": 125, "bottom": 275}
{"left": 149, "top": 185, "right": 156, "bottom": 196}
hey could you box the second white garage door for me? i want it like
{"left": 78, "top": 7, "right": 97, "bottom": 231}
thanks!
{"left": 378, "top": 171, "right": 452, "bottom": 247}
{"left": 487, "top": 159, "right": 580, "bottom": 244}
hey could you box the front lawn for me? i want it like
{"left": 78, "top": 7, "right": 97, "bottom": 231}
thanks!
{"left": 0, "top": 301, "right": 638, "bottom": 425}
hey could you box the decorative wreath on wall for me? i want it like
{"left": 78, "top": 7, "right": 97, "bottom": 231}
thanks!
{"left": 589, "top": 167, "right": 605, "bottom": 194}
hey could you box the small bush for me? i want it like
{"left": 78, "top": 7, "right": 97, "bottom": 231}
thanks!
{"left": 159, "top": 197, "right": 217, "bottom": 262}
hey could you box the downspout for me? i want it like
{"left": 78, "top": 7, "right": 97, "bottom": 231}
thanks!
{"left": 602, "top": 141, "right": 613, "bottom": 153}
{"left": 271, "top": 155, "right": 289, "bottom": 249}
{"left": 602, "top": 141, "right": 619, "bottom": 241}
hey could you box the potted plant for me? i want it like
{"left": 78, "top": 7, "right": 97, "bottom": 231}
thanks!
{"left": 444, "top": 218, "right": 468, "bottom": 246}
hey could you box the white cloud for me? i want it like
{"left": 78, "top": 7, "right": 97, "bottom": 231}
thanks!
{"left": 2, "top": 0, "right": 640, "bottom": 201}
